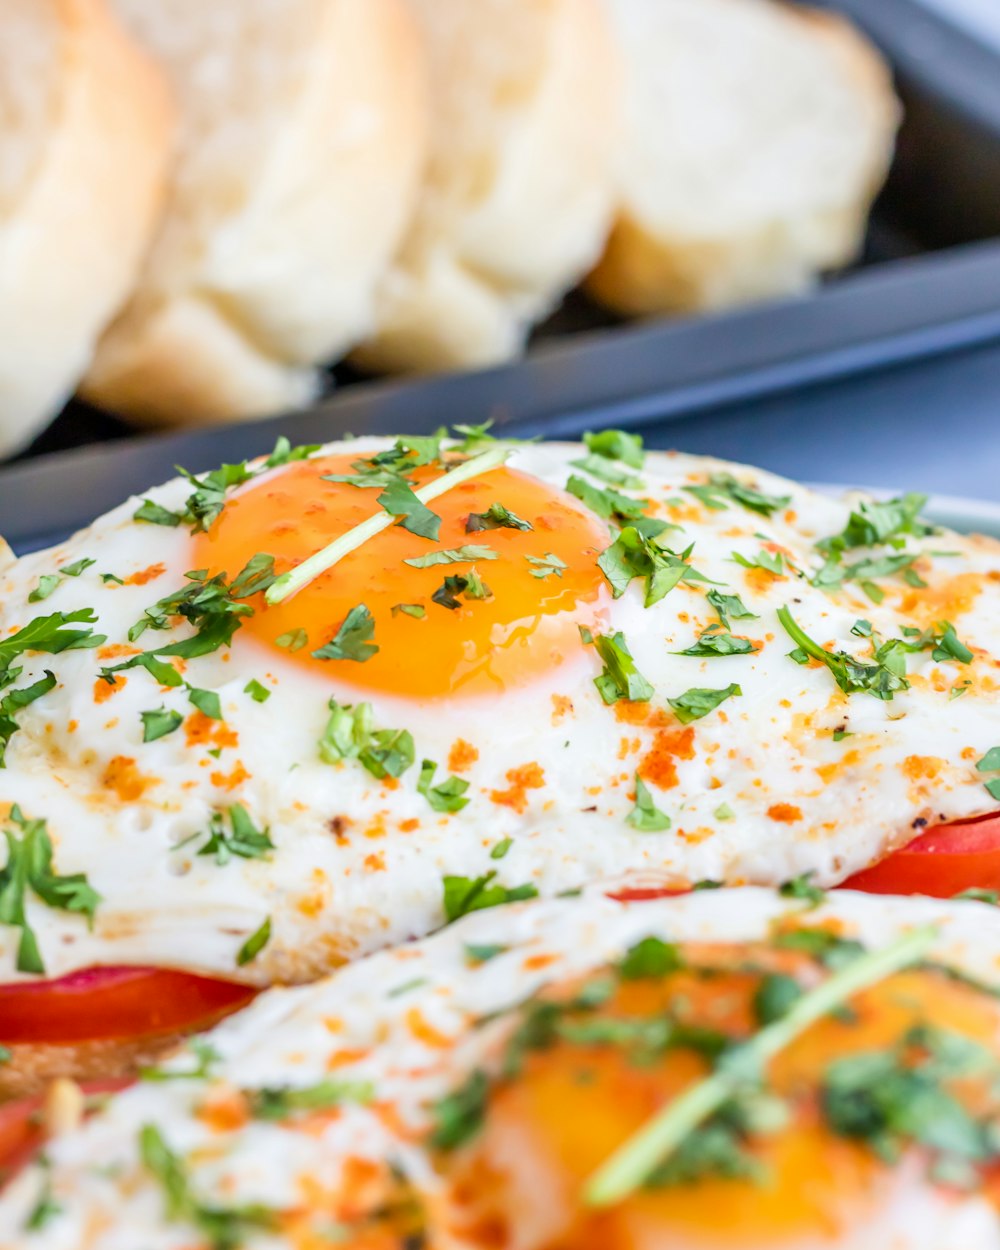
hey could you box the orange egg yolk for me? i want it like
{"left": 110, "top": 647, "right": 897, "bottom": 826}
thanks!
{"left": 195, "top": 455, "right": 610, "bottom": 700}
{"left": 445, "top": 944, "right": 1000, "bottom": 1249}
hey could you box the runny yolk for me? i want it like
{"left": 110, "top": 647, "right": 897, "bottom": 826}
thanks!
{"left": 194, "top": 456, "right": 610, "bottom": 700}
{"left": 445, "top": 948, "right": 1000, "bottom": 1249}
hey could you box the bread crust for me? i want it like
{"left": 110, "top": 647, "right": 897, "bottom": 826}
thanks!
{"left": 0, "top": 1034, "right": 184, "bottom": 1102}
{"left": 0, "top": 0, "right": 172, "bottom": 455}
{"left": 81, "top": 0, "right": 428, "bottom": 427}
{"left": 587, "top": 0, "right": 901, "bottom": 317}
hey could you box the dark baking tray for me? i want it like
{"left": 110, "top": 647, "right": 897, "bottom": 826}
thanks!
{"left": 3, "top": 0, "right": 1000, "bottom": 550}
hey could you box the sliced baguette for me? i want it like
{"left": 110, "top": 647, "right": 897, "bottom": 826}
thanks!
{"left": 588, "top": 0, "right": 901, "bottom": 316}
{"left": 0, "top": 0, "right": 172, "bottom": 457}
{"left": 80, "top": 0, "right": 427, "bottom": 427}
{"left": 353, "top": 0, "right": 619, "bottom": 374}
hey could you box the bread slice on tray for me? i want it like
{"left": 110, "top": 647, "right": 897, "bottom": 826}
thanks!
{"left": 588, "top": 0, "right": 901, "bottom": 317}
{"left": 353, "top": 0, "right": 619, "bottom": 374}
{"left": 80, "top": 0, "right": 428, "bottom": 427}
{"left": 0, "top": 0, "right": 172, "bottom": 456}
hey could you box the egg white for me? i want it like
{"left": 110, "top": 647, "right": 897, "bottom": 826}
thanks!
{"left": 1, "top": 439, "right": 1000, "bottom": 982}
{"left": 3, "top": 887, "right": 1000, "bottom": 1249}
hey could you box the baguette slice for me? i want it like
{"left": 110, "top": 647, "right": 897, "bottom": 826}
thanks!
{"left": 588, "top": 0, "right": 901, "bottom": 316}
{"left": 80, "top": 0, "right": 427, "bottom": 427}
{"left": 353, "top": 0, "right": 618, "bottom": 374}
{"left": 0, "top": 0, "right": 171, "bottom": 457}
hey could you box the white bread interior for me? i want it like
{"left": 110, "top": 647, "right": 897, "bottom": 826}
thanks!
{"left": 588, "top": 0, "right": 901, "bottom": 317}
{"left": 353, "top": 0, "right": 619, "bottom": 375}
{"left": 0, "top": 0, "right": 172, "bottom": 456}
{"left": 80, "top": 0, "right": 428, "bottom": 427}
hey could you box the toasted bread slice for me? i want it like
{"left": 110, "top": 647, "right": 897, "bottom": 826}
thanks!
{"left": 353, "top": 0, "right": 618, "bottom": 374}
{"left": 588, "top": 0, "right": 900, "bottom": 316}
{"left": 0, "top": 0, "right": 171, "bottom": 456}
{"left": 80, "top": 0, "right": 427, "bottom": 426}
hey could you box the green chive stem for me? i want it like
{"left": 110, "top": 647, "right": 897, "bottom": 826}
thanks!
{"left": 265, "top": 446, "right": 511, "bottom": 606}
{"left": 583, "top": 923, "right": 939, "bottom": 1208}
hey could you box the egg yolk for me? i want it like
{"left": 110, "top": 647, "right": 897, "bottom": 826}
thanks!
{"left": 445, "top": 945, "right": 1000, "bottom": 1249}
{"left": 195, "top": 455, "right": 610, "bottom": 700}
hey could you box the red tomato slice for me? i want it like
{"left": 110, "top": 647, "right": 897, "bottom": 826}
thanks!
{"left": 841, "top": 812, "right": 1000, "bottom": 899}
{"left": 606, "top": 886, "right": 687, "bottom": 903}
{"left": 0, "top": 1079, "right": 131, "bottom": 1185}
{"left": 0, "top": 967, "right": 257, "bottom": 1045}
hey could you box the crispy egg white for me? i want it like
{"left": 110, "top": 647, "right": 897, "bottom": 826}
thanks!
{"left": 3, "top": 887, "right": 1000, "bottom": 1249}
{"left": 1, "top": 438, "right": 1000, "bottom": 983}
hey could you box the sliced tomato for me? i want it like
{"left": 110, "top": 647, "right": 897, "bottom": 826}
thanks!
{"left": 0, "top": 967, "right": 257, "bottom": 1045}
{"left": 606, "top": 886, "right": 686, "bottom": 903}
{"left": 0, "top": 1079, "right": 131, "bottom": 1185}
{"left": 842, "top": 812, "right": 1000, "bottom": 899}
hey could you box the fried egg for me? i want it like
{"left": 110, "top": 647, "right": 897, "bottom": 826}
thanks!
{"left": 4, "top": 886, "right": 1000, "bottom": 1248}
{"left": 1, "top": 432, "right": 1000, "bottom": 986}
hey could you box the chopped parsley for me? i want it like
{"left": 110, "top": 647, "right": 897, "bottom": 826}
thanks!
{"left": 319, "top": 699, "right": 415, "bottom": 780}
{"left": 245, "top": 1079, "right": 373, "bottom": 1121}
{"left": 465, "top": 943, "right": 508, "bottom": 964}
{"left": 391, "top": 603, "right": 426, "bottom": 619}
{"left": 466, "top": 503, "right": 533, "bottom": 533}
{"left": 490, "top": 837, "right": 513, "bottom": 860}
{"left": 442, "top": 872, "right": 538, "bottom": 923}
{"left": 627, "top": 775, "right": 672, "bottom": 832}
{"left": 732, "top": 547, "right": 788, "bottom": 577}
{"left": 429, "top": 1071, "right": 489, "bottom": 1149}
{"left": 976, "top": 747, "right": 1000, "bottom": 801}
{"left": 418, "top": 760, "right": 470, "bottom": 813}
{"left": 817, "top": 493, "right": 935, "bottom": 559}
{"left": 431, "top": 571, "right": 491, "bottom": 609}
{"left": 376, "top": 477, "right": 441, "bottom": 540}
{"left": 237, "top": 917, "right": 271, "bottom": 966}
{"left": 140, "top": 1124, "right": 278, "bottom": 1249}
{"left": 403, "top": 545, "right": 497, "bottom": 568}
{"left": 275, "top": 628, "right": 308, "bottom": 652}
{"left": 183, "top": 805, "right": 274, "bottom": 866}
{"left": 28, "top": 574, "right": 61, "bottom": 603}
{"left": 141, "top": 707, "right": 183, "bottom": 743}
{"left": 684, "top": 474, "right": 791, "bottom": 517}
{"left": 0, "top": 806, "right": 100, "bottom": 973}
{"left": 243, "top": 679, "right": 271, "bottom": 703}
{"left": 619, "top": 937, "right": 683, "bottom": 979}
{"left": 598, "top": 528, "right": 712, "bottom": 607}
{"left": 705, "top": 589, "right": 758, "bottom": 629}
{"left": 668, "top": 684, "right": 741, "bottom": 725}
{"left": 583, "top": 428, "right": 646, "bottom": 469}
{"left": 674, "top": 627, "right": 757, "bottom": 658}
{"left": 779, "top": 873, "right": 827, "bottom": 908}
{"left": 187, "top": 686, "right": 222, "bottom": 720}
{"left": 591, "top": 631, "right": 654, "bottom": 704}
{"left": 566, "top": 475, "right": 650, "bottom": 524}
{"left": 777, "top": 606, "right": 911, "bottom": 701}
{"left": 526, "top": 553, "right": 567, "bottom": 579}
{"left": 312, "top": 605, "right": 378, "bottom": 662}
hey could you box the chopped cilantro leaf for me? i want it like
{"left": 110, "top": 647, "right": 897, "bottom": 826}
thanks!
{"left": 237, "top": 917, "right": 271, "bottom": 966}
{"left": 466, "top": 502, "right": 533, "bottom": 533}
{"left": 566, "top": 475, "right": 649, "bottom": 523}
{"left": 0, "top": 608, "right": 105, "bottom": 671}
{"left": 391, "top": 602, "right": 426, "bottom": 619}
{"left": 674, "top": 628, "right": 757, "bottom": 658}
{"left": 583, "top": 428, "right": 646, "bottom": 470}
{"left": 685, "top": 474, "right": 791, "bottom": 517}
{"left": 442, "top": 872, "right": 538, "bottom": 923}
{"left": 619, "top": 937, "right": 683, "bottom": 979}
{"left": 668, "top": 684, "right": 741, "bottom": 724}
{"left": 59, "top": 558, "right": 96, "bottom": 578}
{"left": 134, "top": 499, "right": 182, "bottom": 527}
{"left": 264, "top": 437, "right": 321, "bottom": 468}
{"left": 187, "top": 687, "right": 222, "bottom": 720}
{"left": 627, "top": 775, "right": 671, "bottom": 832}
{"left": 192, "top": 805, "right": 274, "bottom": 866}
{"left": 705, "top": 589, "right": 758, "bottom": 629}
{"left": 141, "top": 707, "right": 183, "bottom": 743}
{"left": 431, "top": 571, "right": 491, "bottom": 610}
{"left": 319, "top": 699, "right": 414, "bottom": 779}
{"left": 714, "top": 803, "right": 735, "bottom": 821}
{"left": 752, "top": 974, "right": 803, "bottom": 1025}
{"left": 490, "top": 837, "right": 513, "bottom": 860}
{"left": 0, "top": 806, "right": 100, "bottom": 974}
{"left": 591, "top": 631, "right": 654, "bottom": 705}
{"left": 526, "top": 553, "right": 567, "bottom": 579}
{"left": 732, "top": 547, "right": 787, "bottom": 577}
{"left": 246, "top": 1079, "right": 373, "bottom": 1121}
{"left": 777, "top": 606, "right": 911, "bottom": 701}
{"left": 598, "top": 528, "right": 711, "bottom": 607}
{"left": 275, "top": 629, "right": 308, "bottom": 651}
{"left": 418, "top": 760, "right": 470, "bottom": 813}
{"left": 779, "top": 873, "right": 826, "bottom": 908}
{"left": 377, "top": 477, "right": 442, "bottom": 540}
{"left": 243, "top": 679, "right": 271, "bottom": 703}
{"left": 312, "top": 605, "right": 378, "bottom": 662}
{"left": 429, "top": 1071, "right": 489, "bottom": 1150}
{"left": 570, "top": 453, "right": 643, "bottom": 490}
{"left": 465, "top": 943, "right": 508, "bottom": 964}
{"left": 29, "top": 574, "right": 61, "bottom": 602}
{"left": 404, "top": 545, "right": 497, "bottom": 568}
{"left": 0, "top": 670, "right": 56, "bottom": 766}
{"left": 818, "top": 493, "right": 934, "bottom": 559}
{"left": 976, "top": 747, "right": 1000, "bottom": 773}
